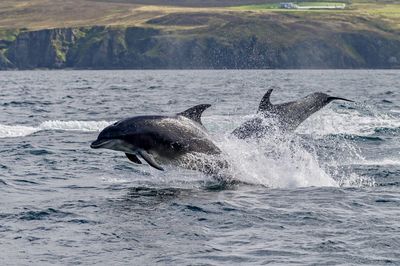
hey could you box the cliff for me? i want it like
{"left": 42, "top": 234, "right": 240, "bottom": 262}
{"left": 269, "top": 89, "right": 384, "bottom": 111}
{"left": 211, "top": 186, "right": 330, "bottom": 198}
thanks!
{"left": 0, "top": 12, "right": 399, "bottom": 69}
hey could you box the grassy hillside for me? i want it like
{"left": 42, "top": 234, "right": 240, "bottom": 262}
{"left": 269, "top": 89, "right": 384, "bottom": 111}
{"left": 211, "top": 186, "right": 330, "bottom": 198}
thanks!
{"left": 0, "top": 0, "right": 399, "bottom": 30}
{"left": 0, "top": 0, "right": 399, "bottom": 69}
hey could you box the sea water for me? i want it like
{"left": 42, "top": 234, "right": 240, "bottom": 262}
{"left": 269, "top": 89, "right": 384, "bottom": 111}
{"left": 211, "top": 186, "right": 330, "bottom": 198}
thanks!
{"left": 0, "top": 70, "right": 399, "bottom": 265}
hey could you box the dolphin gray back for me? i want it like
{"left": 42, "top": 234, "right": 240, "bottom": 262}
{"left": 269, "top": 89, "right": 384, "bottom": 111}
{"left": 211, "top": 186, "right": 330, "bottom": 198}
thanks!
{"left": 91, "top": 103, "right": 221, "bottom": 171}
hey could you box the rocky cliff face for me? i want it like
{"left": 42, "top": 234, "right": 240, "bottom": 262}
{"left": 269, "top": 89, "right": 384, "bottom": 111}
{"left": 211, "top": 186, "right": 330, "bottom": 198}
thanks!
{"left": 0, "top": 26, "right": 399, "bottom": 69}
{"left": 5, "top": 28, "right": 80, "bottom": 69}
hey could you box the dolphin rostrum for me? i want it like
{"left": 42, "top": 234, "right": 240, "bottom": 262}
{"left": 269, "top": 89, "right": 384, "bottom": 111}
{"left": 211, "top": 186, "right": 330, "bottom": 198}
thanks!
{"left": 232, "top": 89, "right": 354, "bottom": 139}
{"left": 91, "top": 104, "right": 222, "bottom": 171}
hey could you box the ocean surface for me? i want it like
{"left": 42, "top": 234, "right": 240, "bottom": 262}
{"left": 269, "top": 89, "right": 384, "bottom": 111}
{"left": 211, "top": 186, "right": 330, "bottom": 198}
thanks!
{"left": 0, "top": 70, "right": 399, "bottom": 265}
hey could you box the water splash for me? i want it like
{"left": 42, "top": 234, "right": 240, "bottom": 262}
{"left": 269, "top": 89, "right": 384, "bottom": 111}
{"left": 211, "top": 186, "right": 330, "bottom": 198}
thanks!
{"left": 205, "top": 109, "right": 378, "bottom": 189}
{"left": 0, "top": 106, "right": 383, "bottom": 189}
{"left": 216, "top": 133, "right": 338, "bottom": 188}
{"left": 337, "top": 173, "right": 376, "bottom": 187}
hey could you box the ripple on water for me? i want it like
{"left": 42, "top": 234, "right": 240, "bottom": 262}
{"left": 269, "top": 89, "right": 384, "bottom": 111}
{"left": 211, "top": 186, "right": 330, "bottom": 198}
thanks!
{"left": 0, "top": 70, "right": 399, "bottom": 265}
{"left": 29, "top": 149, "right": 53, "bottom": 155}
{"left": 19, "top": 208, "right": 74, "bottom": 221}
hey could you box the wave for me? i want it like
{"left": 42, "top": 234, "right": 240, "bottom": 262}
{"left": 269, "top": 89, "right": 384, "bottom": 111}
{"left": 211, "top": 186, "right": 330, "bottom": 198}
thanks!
{"left": 39, "top": 120, "right": 111, "bottom": 132}
{"left": 3, "top": 104, "right": 398, "bottom": 139}
{"left": 0, "top": 120, "right": 112, "bottom": 138}
{"left": 297, "top": 108, "right": 400, "bottom": 137}
{"left": 345, "top": 159, "right": 400, "bottom": 167}
{"left": 0, "top": 125, "right": 38, "bottom": 138}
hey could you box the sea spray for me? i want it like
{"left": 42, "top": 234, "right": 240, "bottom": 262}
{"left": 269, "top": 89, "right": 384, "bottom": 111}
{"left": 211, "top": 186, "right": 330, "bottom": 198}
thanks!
{"left": 206, "top": 109, "right": 377, "bottom": 188}
{"left": 0, "top": 108, "right": 381, "bottom": 188}
{"left": 216, "top": 131, "right": 338, "bottom": 188}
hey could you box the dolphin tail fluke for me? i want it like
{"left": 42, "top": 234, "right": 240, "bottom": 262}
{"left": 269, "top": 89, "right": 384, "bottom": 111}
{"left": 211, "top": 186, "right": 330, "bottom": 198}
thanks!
{"left": 125, "top": 153, "right": 142, "bottom": 164}
{"left": 327, "top": 96, "right": 354, "bottom": 103}
{"left": 258, "top": 88, "right": 274, "bottom": 113}
{"left": 178, "top": 104, "right": 211, "bottom": 125}
{"left": 138, "top": 150, "right": 164, "bottom": 171}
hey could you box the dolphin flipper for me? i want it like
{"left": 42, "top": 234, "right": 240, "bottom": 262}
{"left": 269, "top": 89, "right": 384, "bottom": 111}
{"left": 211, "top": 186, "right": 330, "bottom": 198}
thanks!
{"left": 125, "top": 153, "right": 142, "bottom": 164}
{"left": 178, "top": 104, "right": 211, "bottom": 125}
{"left": 138, "top": 150, "right": 164, "bottom": 171}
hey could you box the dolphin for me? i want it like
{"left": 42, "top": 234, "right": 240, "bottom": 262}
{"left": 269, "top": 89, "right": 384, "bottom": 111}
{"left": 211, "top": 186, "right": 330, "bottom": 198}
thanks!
{"left": 91, "top": 104, "right": 222, "bottom": 171}
{"left": 232, "top": 89, "right": 354, "bottom": 139}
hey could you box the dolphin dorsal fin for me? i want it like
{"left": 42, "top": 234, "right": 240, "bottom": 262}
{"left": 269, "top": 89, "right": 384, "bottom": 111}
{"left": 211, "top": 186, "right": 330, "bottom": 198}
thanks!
{"left": 178, "top": 104, "right": 211, "bottom": 124}
{"left": 258, "top": 89, "right": 274, "bottom": 113}
{"left": 327, "top": 96, "right": 354, "bottom": 103}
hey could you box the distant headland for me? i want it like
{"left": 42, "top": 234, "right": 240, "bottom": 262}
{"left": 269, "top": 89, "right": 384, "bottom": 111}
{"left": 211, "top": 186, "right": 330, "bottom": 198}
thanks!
{"left": 0, "top": 0, "right": 399, "bottom": 69}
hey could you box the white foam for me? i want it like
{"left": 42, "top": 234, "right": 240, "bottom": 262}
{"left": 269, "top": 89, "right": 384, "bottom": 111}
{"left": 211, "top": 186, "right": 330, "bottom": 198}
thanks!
{"left": 337, "top": 173, "right": 376, "bottom": 187}
{"left": 0, "top": 124, "right": 38, "bottom": 138}
{"left": 0, "top": 111, "right": 381, "bottom": 189}
{"left": 204, "top": 111, "right": 377, "bottom": 189}
{"left": 345, "top": 159, "right": 400, "bottom": 166}
{"left": 0, "top": 120, "right": 112, "bottom": 138}
{"left": 39, "top": 120, "right": 111, "bottom": 132}
{"left": 101, "top": 177, "right": 130, "bottom": 184}
{"left": 216, "top": 134, "right": 338, "bottom": 188}
{"left": 297, "top": 108, "right": 400, "bottom": 137}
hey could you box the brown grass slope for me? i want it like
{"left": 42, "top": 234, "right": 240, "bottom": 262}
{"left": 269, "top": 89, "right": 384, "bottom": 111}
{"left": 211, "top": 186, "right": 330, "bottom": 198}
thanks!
{"left": 0, "top": 0, "right": 399, "bottom": 69}
{"left": 0, "top": 0, "right": 398, "bottom": 30}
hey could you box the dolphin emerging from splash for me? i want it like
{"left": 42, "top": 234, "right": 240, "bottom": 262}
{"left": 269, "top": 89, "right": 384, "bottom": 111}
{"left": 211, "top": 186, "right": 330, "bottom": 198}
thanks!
{"left": 91, "top": 104, "right": 222, "bottom": 171}
{"left": 232, "top": 89, "right": 354, "bottom": 139}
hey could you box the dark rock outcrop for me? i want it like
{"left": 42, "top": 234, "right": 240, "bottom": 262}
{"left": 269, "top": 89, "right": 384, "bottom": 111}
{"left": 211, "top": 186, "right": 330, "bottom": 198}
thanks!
{"left": 5, "top": 28, "right": 80, "bottom": 69}
{"left": 0, "top": 26, "right": 399, "bottom": 70}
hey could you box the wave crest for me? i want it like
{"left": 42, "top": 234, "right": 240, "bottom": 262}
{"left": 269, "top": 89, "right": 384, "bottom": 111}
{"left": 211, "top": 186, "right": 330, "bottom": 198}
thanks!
{"left": 0, "top": 120, "right": 112, "bottom": 138}
{"left": 297, "top": 107, "right": 400, "bottom": 137}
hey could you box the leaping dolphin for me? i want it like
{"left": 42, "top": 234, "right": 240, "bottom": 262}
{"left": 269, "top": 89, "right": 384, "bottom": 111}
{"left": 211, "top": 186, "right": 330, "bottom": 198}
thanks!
{"left": 91, "top": 104, "right": 222, "bottom": 171}
{"left": 232, "top": 89, "right": 353, "bottom": 139}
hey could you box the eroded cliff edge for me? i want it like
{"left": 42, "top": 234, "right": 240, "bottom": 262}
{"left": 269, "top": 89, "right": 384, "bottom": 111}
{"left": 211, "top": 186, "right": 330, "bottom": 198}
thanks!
{"left": 0, "top": 12, "right": 399, "bottom": 69}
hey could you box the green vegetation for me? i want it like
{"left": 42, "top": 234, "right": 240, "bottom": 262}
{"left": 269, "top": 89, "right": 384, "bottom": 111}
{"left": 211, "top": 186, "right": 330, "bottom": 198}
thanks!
{"left": 0, "top": 0, "right": 399, "bottom": 69}
{"left": 52, "top": 40, "right": 67, "bottom": 62}
{"left": 231, "top": 4, "right": 279, "bottom": 10}
{"left": 0, "top": 0, "right": 396, "bottom": 30}
{"left": 0, "top": 29, "right": 19, "bottom": 42}
{"left": 69, "top": 28, "right": 107, "bottom": 59}
{"left": 234, "top": 2, "right": 346, "bottom": 9}
{"left": 296, "top": 2, "right": 345, "bottom": 6}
